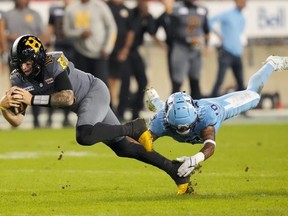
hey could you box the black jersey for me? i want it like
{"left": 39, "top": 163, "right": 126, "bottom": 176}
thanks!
{"left": 10, "top": 51, "right": 96, "bottom": 111}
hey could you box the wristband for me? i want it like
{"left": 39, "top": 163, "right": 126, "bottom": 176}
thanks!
{"left": 203, "top": 139, "right": 216, "bottom": 146}
{"left": 194, "top": 152, "right": 205, "bottom": 163}
{"left": 31, "top": 95, "right": 51, "bottom": 106}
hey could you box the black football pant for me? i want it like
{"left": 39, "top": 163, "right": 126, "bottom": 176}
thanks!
{"left": 106, "top": 137, "right": 186, "bottom": 185}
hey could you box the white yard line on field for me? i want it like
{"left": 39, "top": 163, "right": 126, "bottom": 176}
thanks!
{"left": 0, "top": 151, "right": 115, "bottom": 159}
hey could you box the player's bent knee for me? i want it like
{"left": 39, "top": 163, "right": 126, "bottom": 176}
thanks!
{"left": 76, "top": 125, "right": 96, "bottom": 146}
{"left": 246, "top": 90, "right": 261, "bottom": 108}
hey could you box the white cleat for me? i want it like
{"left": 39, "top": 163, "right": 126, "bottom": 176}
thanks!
{"left": 265, "top": 55, "right": 288, "bottom": 71}
{"left": 145, "top": 87, "right": 165, "bottom": 112}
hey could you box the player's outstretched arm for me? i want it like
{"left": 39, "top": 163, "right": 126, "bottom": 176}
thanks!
{"left": 14, "top": 87, "right": 75, "bottom": 108}
{"left": 200, "top": 125, "right": 216, "bottom": 160}
{"left": 176, "top": 126, "right": 216, "bottom": 177}
{"left": 49, "top": 90, "right": 75, "bottom": 107}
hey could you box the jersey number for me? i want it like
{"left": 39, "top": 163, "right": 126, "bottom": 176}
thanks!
{"left": 211, "top": 104, "right": 219, "bottom": 116}
{"left": 57, "top": 53, "right": 69, "bottom": 70}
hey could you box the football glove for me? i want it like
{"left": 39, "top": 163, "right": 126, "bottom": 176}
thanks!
{"left": 176, "top": 152, "right": 205, "bottom": 177}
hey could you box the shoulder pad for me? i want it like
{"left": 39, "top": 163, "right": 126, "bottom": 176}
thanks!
{"left": 46, "top": 51, "right": 70, "bottom": 75}
{"left": 46, "top": 51, "right": 67, "bottom": 67}
{"left": 46, "top": 51, "right": 64, "bottom": 58}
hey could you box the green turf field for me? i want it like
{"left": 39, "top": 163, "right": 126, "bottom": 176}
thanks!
{"left": 0, "top": 124, "right": 287, "bottom": 216}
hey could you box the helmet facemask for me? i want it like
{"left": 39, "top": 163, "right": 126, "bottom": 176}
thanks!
{"left": 165, "top": 92, "right": 198, "bottom": 135}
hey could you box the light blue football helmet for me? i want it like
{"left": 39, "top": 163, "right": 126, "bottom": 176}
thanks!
{"left": 165, "top": 92, "right": 198, "bottom": 134}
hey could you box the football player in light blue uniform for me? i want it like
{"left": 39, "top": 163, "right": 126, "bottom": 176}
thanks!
{"left": 148, "top": 55, "right": 288, "bottom": 178}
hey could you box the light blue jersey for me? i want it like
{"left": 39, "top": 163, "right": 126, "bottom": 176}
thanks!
{"left": 149, "top": 62, "right": 276, "bottom": 145}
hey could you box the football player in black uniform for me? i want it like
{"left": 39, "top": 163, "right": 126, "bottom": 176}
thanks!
{"left": 0, "top": 35, "right": 192, "bottom": 194}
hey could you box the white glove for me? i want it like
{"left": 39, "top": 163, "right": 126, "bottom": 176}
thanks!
{"left": 176, "top": 152, "right": 205, "bottom": 177}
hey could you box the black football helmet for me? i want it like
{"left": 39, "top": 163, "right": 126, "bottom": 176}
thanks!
{"left": 10, "top": 34, "right": 46, "bottom": 78}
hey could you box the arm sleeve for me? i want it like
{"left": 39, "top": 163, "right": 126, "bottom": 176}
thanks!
{"left": 54, "top": 70, "right": 73, "bottom": 92}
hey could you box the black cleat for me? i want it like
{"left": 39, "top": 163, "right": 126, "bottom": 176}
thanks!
{"left": 124, "top": 118, "right": 153, "bottom": 152}
{"left": 170, "top": 161, "right": 194, "bottom": 195}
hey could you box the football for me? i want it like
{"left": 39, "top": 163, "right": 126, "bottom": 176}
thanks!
{"left": 9, "top": 93, "right": 27, "bottom": 115}
{"left": 9, "top": 102, "right": 27, "bottom": 115}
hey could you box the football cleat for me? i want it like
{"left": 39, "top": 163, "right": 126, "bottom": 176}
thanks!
{"left": 145, "top": 87, "right": 164, "bottom": 112}
{"left": 265, "top": 55, "right": 288, "bottom": 71}
{"left": 170, "top": 161, "right": 194, "bottom": 195}
{"left": 138, "top": 130, "right": 153, "bottom": 152}
{"left": 177, "top": 182, "right": 194, "bottom": 195}
{"left": 124, "top": 118, "right": 153, "bottom": 152}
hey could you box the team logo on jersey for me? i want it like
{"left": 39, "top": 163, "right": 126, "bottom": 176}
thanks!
{"left": 24, "top": 86, "right": 35, "bottom": 92}
{"left": 75, "top": 11, "right": 90, "bottom": 28}
{"left": 25, "top": 14, "right": 34, "bottom": 23}
{"left": 25, "top": 36, "right": 41, "bottom": 53}
{"left": 57, "top": 53, "right": 68, "bottom": 70}
{"left": 45, "top": 78, "right": 54, "bottom": 85}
